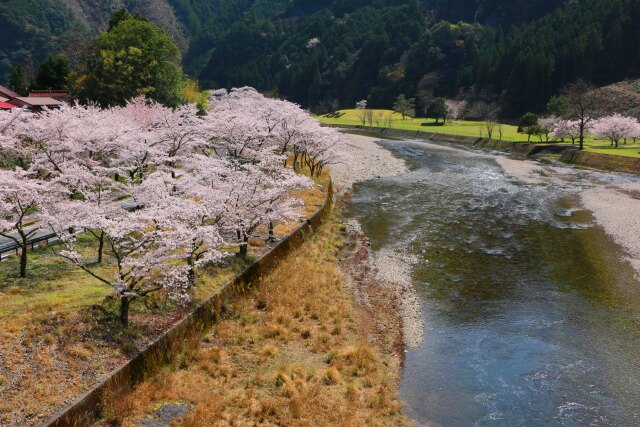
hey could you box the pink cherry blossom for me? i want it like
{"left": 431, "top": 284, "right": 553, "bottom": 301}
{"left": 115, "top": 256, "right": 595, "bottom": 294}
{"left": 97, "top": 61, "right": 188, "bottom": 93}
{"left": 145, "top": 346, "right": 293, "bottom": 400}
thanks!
{"left": 0, "top": 86, "right": 343, "bottom": 327}
{"left": 591, "top": 114, "right": 640, "bottom": 148}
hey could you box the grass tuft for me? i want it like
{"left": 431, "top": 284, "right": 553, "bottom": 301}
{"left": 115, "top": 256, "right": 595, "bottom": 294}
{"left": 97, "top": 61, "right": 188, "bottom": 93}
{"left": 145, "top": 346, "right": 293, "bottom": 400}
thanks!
{"left": 103, "top": 211, "right": 406, "bottom": 426}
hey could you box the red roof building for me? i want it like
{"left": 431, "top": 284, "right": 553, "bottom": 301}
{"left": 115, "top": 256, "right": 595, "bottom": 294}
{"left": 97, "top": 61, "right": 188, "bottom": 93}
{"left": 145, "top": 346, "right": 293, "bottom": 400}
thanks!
{"left": 8, "top": 97, "right": 64, "bottom": 111}
{"left": 28, "top": 90, "right": 71, "bottom": 103}
{"left": 0, "top": 101, "right": 18, "bottom": 110}
{"left": 0, "top": 85, "right": 19, "bottom": 99}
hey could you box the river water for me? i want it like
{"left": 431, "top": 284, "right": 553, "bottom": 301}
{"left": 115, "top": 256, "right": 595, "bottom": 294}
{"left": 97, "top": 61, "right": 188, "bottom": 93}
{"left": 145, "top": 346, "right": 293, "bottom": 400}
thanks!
{"left": 348, "top": 138, "right": 640, "bottom": 426}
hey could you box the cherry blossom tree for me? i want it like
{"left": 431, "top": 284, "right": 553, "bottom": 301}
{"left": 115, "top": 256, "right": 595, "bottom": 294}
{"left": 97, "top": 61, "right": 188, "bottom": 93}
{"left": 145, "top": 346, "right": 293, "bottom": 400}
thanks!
{"left": 134, "top": 170, "right": 228, "bottom": 286}
{"left": 551, "top": 119, "right": 581, "bottom": 144}
{"left": 0, "top": 169, "right": 57, "bottom": 278}
{"left": 1, "top": 86, "right": 334, "bottom": 326}
{"left": 114, "top": 97, "right": 208, "bottom": 164}
{"left": 217, "top": 165, "right": 311, "bottom": 256}
{"left": 0, "top": 110, "right": 28, "bottom": 168}
{"left": 298, "top": 125, "right": 344, "bottom": 177}
{"left": 446, "top": 99, "right": 467, "bottom": 122}
{"left": 591, "top": 114, "right": 640, "bottom": 148}
{"left": 47, "top": 172, "right": 208, "bottom": 327}
{"left": 538, "top": 117, "right": 557, "bottom": 142}
{"left": 0, "top": 110, "right": 23, "bottom": 147}
{"left": 205, "top": 87, "right": 284, "bottom": 166}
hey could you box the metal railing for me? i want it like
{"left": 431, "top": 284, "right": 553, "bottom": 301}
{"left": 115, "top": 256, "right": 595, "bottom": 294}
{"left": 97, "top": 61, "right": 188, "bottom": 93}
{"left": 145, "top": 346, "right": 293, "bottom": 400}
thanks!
{"left": 0, "top": 230, "right": 59, "bottom": 261}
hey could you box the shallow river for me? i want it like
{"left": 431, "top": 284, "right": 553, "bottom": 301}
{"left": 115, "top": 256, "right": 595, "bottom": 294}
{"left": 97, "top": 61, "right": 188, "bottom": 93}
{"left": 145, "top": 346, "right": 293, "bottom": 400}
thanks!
{"left": 349, "top": 138, "right": 640, "bottom": 426}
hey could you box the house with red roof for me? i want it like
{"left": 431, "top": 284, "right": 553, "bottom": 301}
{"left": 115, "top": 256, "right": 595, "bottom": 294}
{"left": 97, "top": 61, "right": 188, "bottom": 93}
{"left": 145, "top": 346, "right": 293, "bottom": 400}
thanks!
{"left": 0, "top": 85, "right": 19, "bottom": 100}
{"left": 28, "top": 90, "right": 71, "bottom": 103}
{"left": 0, "top": 96, "right": 18, "bottom": 110}
{"left": 0, "top": 85, "right": 68, "bottom": 112}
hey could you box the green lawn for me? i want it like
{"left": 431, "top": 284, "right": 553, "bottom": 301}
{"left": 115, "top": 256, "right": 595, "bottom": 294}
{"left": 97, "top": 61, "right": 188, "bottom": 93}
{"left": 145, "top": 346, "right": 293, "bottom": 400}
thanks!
{"left": 319, "top": 109, "right": 640, "bottom": 159}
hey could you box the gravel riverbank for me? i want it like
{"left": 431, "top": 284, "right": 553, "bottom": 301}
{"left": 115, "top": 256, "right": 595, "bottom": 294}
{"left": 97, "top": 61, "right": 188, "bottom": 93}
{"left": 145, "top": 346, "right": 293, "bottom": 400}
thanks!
{"left": 332, "top": 132, "right": 424, "bottom": 349}
{"left": 495, "top": 154, "right": 640, "bottom": 278}
{"left": 330, "top": 133, "right": 409, "bottom": 194}
{"left": 582, "top": 187, "right": 640, "bottom": 277}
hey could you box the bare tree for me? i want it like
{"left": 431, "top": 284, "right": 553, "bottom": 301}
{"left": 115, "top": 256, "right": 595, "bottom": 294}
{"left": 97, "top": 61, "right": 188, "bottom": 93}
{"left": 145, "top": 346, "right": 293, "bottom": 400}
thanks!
{"left": 485, "top": 121, "right": 497, "bottom": 139}
{"left": 373, "top": 112, "right": 383, "bottom": 127}
{"left": 356, "top": 100, "right": 368, "bottom": 125}
{"left": 366, "top": 109, "right": 374, "bottom": 126}
{"left": 559, "top": 80, "right": 599, "bottom": 150}
{"left": 358, "top": 109, "right": 367, "bottom": 125}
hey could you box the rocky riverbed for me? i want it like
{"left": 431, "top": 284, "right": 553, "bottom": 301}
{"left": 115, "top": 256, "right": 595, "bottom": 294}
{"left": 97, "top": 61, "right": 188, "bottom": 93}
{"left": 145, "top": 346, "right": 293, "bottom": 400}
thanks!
{"left": 330, "top": 133, "right": 409, "bottom": 194}
{"left": 331, "top": 132, "right": 424, "bottom": 349}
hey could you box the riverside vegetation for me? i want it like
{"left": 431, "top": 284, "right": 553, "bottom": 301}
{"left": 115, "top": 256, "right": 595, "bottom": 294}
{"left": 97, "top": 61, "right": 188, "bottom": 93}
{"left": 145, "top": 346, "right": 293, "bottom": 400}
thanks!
{"left": 0, "top": 87, "right": 342, "bottom": 426}
{"left": 320, "top": 109, "right": 640, "bottom": 159}
{"left": 99, "top": 210, "right": 406, "bottom": 426}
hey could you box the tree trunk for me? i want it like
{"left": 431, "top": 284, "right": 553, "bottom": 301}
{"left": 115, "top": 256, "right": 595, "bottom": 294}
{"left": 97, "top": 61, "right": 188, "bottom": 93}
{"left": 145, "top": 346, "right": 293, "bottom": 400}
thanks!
{"left": 187, "top": 255, "right": 196, "bottom": 286}
{"left": 239, "top": 233, "right": 249, "bottom": 257}
{"left": 97, "top": 231, "right": 104, "bottom": 264}
{"left": 120, "top": 297, "right": 130, "bottom": 328}
{"left": 19, "top": 245, "right": 27, "bottom": 278}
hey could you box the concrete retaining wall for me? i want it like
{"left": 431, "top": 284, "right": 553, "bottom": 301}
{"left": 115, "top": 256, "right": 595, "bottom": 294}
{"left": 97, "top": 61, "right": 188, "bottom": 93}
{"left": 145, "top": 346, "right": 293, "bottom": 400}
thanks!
{"left": 560, "top": 149, "right": 640, "bottom": 174}
{"left": 43, "top": 181, "right": 334, "bottom": 427}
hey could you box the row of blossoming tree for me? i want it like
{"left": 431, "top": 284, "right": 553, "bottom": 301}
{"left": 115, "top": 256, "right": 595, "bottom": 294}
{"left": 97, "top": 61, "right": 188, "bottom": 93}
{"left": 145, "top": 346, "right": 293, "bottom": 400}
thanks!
{"left": 547, "top": 114, "right": 640, "bottom": 147}
{"left": 0, "top": 87, "right": 343, "bottom": 327}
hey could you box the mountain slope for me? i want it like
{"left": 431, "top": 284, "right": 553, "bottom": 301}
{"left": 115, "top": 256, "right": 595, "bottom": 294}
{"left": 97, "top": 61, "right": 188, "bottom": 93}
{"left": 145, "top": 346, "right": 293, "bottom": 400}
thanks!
{"left": 197, "top": 0, "right": 640, "bottom": 114}
{"left": 0, "top": 0, "right": 85, "bottom": 82}
{"left": 3, "top": 0, "right": 640, "bottom": 116}
{"left": 424, "top": 0, "right": 566, "bottom": 27}
{"left": 0, "top": 0, "right": 188, "bottom": 83}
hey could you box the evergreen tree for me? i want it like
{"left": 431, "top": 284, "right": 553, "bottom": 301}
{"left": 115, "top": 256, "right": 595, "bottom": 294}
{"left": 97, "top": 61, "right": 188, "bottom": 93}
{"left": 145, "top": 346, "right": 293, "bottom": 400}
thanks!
{"left": 393, "top": 94, "right": 416, "bottom": 120}
{"left": 34, "top": 55, "right": 70, "bottom": 90}
{"left": 427, "top": 98, "right": 448, "bottom": 123}
{"left": 69, "top": 12, "right": 185, "bottom": 107}
{"left": 9, "top": 65, "right": 28, "bottom": 95}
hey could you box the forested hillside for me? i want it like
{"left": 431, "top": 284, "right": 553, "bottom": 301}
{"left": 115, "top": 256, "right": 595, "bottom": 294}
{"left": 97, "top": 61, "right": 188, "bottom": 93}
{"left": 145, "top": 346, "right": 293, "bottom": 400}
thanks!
{"left": 0, "top": 0, "right": 86, "bottom": 81}
{"left": 0, "top": 0, "right": 187, "bottom": 83}
{"left": 424, "top": 0, "right": 565, "bottom": 27}
{"left": 3, "top": 0, "right": 640, "bottom": 115}
{"left": 477, "top": 0, "right": 640, "bottom": 112}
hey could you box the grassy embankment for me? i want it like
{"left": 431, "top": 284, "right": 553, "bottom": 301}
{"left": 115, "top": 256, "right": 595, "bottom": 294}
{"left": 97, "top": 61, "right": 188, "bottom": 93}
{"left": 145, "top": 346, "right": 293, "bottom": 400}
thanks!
{"left": 0, "top": 169, "right": 328, "bottom": 426}
{"left": 319, "top": 109, "right": 640, "bottom": 159}
{"left": 101, "top": 209, "right": 405, "bottom": 426}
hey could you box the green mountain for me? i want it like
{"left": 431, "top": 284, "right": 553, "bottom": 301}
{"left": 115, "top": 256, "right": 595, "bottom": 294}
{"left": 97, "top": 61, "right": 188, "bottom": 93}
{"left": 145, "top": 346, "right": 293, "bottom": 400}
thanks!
{"left": 2, "top": 0, "right": 640, "bottom": 115}
{"left": 0, "top": 0, "right": 187, "bottom": 84}
{"left": 0, "top": 0, "right": 288, "bottom": 84}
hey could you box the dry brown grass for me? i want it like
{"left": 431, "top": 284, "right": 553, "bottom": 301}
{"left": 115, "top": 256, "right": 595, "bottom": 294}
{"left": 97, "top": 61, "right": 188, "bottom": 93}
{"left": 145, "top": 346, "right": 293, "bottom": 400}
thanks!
{"left": 0, "top": 181, "right": 327, "bottom": 427}
{"left": 104, "top": 211, "right": 406, "bottom": 426}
